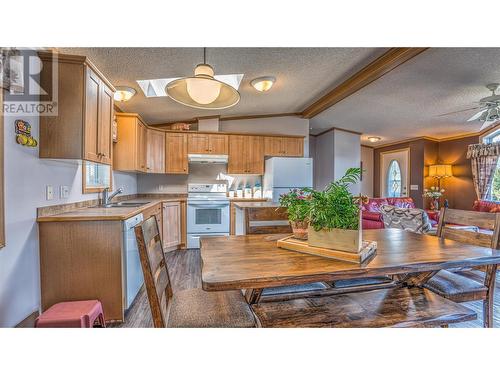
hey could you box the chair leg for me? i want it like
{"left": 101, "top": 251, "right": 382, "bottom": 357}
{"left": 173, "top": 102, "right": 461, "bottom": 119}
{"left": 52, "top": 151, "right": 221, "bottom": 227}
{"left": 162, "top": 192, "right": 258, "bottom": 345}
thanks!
{"left": 483, "top": 264, "right": 497, "bottom": 328}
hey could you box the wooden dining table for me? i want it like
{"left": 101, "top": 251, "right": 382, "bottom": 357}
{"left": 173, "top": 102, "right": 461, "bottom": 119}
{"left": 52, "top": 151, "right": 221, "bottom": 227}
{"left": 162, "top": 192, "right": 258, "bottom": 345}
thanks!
{"left": 200, "top": 229, "right": 500, "bottom": 305}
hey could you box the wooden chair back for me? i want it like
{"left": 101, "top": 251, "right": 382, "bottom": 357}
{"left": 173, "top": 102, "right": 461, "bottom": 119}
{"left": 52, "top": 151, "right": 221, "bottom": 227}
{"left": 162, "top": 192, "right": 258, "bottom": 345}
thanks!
{"left": 135, "top": 216, "right": 173, "bottom": 328}
{"left": 437, "top": 208, "right": 500, "bottom": 248}
{"left": 245, "top": 207, "right": 291, "bottom": 235}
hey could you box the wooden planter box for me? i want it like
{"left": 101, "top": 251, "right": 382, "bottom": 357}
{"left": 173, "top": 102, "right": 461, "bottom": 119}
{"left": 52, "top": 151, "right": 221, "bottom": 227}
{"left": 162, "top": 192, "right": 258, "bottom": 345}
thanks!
{"left": 308, "top": 227, "right": 362, "bottom": 253}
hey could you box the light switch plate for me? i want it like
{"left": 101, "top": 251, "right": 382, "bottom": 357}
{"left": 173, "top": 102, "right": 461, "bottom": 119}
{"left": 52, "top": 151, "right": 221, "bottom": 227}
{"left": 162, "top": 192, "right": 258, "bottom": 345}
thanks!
{"left": 60, "top": 185, "right": 69, "bottom": 199}
{"left": 46, "top": 185, "right": 54, "bottom": 200}
{"left": 410, "top": 185, "right": 419, "bottom": 191}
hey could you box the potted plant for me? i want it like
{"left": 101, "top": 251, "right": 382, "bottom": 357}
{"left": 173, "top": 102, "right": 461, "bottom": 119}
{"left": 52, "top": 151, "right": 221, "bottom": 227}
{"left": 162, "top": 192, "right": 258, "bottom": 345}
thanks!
{"left": 278, "top": 188, "right": 312, "bottom": 239}
{"left": 307, "top": 168, "right": 363, "bottom": 253}
{"left": 423, "top": 186, "right": 445, "bottom": 210}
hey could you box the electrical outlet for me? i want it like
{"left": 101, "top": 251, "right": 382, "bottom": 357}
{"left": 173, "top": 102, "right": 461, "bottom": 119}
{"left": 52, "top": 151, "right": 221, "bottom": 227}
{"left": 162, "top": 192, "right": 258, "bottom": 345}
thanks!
{"left": 410, "top": 185, "right": 419, "bottom": 191}
{"left": 46, "top": 185, "right": 54, "bottom": 200}
{"left": 60, "top": 185, "right": 69, "bottom": 199}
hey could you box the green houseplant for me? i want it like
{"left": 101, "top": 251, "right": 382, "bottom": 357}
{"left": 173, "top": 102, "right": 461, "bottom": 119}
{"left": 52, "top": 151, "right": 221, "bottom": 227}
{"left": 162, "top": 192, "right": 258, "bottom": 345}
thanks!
{"left": 307, "top": 168, "right": 363, "bottom": 252}
{"left": 278, "top": 188, "right": 312, "bottom": 239}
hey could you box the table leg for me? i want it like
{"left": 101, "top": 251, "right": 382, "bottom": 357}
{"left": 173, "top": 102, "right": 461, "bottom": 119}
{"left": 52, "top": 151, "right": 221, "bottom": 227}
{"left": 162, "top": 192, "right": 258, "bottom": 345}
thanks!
{"left": 245, "top": 289, "right": 263, "bottom": 304}
{"left": 483, "top": 264, "right": 497, "bottom": 328}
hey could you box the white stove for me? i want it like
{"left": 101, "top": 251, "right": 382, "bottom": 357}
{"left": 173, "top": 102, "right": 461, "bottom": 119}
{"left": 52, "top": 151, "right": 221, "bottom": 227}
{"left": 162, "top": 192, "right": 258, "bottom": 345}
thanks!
{"left": 187, "top": 183, "right": 230, "bottom": 249}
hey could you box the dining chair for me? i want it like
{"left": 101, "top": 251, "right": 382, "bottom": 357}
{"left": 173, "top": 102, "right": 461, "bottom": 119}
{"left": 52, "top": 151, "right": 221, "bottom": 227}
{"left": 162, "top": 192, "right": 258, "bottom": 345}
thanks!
{"left": 423, "top": 208, "right": 500, "bottom": 327}
{"left": 135, "top": 216, "right": 255, "bottom": 328}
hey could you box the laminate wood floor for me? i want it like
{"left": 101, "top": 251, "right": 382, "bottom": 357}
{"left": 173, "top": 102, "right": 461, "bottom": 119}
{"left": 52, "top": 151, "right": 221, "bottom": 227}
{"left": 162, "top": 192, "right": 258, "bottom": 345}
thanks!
{"left": 112, "top": 249, "right": 500, "bottom": 328}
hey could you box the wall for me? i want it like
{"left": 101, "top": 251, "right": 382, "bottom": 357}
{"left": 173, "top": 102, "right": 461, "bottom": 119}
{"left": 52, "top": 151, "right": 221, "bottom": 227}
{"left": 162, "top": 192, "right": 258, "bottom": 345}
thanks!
{"left": 313, "top": 129, "right": 361, "bottom": 193}
{"left": 373, "top": 136, "right": 478, "bottom": 210}
{"left": 438, "top": 136, "right": 478, "bottom": 210}
{"left": 360, "top": 146, "right": 374, "bottom": 197}
{"left": 0, "top": 112, "right": 137, "bottom": 327}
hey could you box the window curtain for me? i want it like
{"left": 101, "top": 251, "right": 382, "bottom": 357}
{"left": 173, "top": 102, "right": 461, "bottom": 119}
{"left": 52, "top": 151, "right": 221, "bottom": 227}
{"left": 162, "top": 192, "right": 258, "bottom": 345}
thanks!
{"left": 467, "top": 143, "right": 500, "bottom": 200}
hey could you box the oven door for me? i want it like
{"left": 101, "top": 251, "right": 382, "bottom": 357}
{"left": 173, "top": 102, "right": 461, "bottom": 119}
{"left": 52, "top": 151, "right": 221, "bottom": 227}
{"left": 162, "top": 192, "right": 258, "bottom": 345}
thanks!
{"left": 187, "top": 201, "right": 230, "bottom": 233}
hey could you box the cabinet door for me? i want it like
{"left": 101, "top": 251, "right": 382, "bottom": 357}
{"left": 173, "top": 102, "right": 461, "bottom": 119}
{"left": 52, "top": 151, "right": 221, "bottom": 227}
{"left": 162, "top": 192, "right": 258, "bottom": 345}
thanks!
{"left": 264, "top": 137, "right": 284, "bottom": 156}
{"left": 98, "top": 83, "right": 113, "bottom": 165}
{"left": 147, "top": 129, "right": 165, "bottom": 173}
{"left": 282, "top": 137, "right": 304, "bottom": 157}
{"left": 84, "top": 68, "right": 101, "bottom": 163}
{"left": 209, "top": 134, "right": 228, "bottom": 154}
{"left": 136, "top": 122, "right": 148, "bottom": 172}
{"left": 162, "top": 202, "right": 181, "bottom": 249}
{"left": 187, "top": 133, "right": 210, "bottom": 154}
{"left": 228, "top": 135, "right": 247, "bottom": 174}
{"left": 246, "top": 136, "right": 264, "bottom": 174}
{"left": 165, "top": 133, "right": 188, "bottom": 174}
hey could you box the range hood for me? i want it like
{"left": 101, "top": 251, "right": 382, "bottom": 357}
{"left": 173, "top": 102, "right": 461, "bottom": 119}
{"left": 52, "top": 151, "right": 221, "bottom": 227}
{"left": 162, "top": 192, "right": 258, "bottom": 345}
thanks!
{"left": 188, "top": 154, "right": 228, "bottom": 164}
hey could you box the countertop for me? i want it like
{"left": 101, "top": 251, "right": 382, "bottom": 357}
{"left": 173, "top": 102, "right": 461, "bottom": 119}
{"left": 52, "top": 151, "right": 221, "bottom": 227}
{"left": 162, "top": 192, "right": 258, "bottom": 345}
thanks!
{"left": 233, "top": 201, "right": 281, "bottom": 209}
{"left": 37, "top": 196, "right": 187, "bottom": 222}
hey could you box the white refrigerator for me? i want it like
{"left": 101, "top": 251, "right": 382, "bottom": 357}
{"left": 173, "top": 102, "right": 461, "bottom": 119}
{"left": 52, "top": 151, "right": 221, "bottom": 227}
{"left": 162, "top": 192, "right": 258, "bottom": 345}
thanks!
{"left": 263, "top": 157, "right": 313, "bottom": 202}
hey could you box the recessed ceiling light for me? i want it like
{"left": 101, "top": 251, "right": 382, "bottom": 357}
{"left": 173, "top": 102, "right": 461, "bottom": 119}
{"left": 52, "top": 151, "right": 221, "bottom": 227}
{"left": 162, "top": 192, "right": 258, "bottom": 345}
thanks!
{"left": 114, "top": 86, "right": 136, "bottom": 102}
{"left": 251, "top": 76, "right": 276, "bottom": 92}
{"left": 368, "top": 136, "right": 381, "bottom": 143}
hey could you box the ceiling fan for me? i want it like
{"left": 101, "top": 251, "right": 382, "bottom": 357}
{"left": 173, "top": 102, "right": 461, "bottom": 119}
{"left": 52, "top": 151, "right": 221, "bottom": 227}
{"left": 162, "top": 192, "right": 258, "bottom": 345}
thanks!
{"left": 438, "top": 83, "right": 500, "bottom": 131}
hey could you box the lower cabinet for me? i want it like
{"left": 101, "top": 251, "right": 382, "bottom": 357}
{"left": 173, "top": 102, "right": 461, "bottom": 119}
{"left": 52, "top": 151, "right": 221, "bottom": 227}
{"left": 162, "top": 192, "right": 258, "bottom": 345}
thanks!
{"left": 162, "top": 201, "right": 182, "bottom": 250}
{"left": 142, "top": 203, "right": 162, "bottom": 240}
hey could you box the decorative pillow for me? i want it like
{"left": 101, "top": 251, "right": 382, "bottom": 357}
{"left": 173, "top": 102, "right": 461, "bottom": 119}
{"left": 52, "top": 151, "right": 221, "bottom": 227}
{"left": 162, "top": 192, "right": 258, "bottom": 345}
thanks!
{"left": 380, "top": 205, "right": 432, "bottom": 234}
{"left": 490, "top": 206, "right": 500, "bottom": 213}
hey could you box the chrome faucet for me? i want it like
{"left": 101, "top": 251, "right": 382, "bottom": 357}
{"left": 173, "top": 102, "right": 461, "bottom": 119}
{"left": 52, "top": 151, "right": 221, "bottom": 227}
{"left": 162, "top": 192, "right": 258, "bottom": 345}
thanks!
{"left": 102, "top": 187, "right": 123, "bottom": 206}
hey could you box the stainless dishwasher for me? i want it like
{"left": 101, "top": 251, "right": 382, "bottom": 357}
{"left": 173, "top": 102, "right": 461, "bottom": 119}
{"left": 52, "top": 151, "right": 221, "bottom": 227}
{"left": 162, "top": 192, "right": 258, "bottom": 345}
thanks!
{"left": 123, "top": 213, "right": 144, "bottom": 309}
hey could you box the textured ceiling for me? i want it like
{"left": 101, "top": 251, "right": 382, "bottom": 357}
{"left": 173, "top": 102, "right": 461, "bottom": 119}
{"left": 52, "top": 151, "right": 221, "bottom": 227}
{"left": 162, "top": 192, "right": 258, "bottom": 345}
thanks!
{"left": 57, "top": 47, "right": 385, "bottom": 124}
{"left": 310, "top": 48, "right": 500, "bottom": 145}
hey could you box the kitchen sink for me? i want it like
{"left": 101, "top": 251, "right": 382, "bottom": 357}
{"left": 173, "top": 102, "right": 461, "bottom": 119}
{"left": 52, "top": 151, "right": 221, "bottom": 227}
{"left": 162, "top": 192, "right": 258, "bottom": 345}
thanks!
{"left": 100, "top": 202, "right": 150, "bottom": 208}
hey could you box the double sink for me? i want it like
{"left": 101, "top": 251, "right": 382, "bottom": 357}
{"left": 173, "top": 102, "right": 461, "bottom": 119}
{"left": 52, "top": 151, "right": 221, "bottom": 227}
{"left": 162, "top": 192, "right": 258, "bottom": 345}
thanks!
{"left": 99, "top": 201, "right": 150, "bottom": 208}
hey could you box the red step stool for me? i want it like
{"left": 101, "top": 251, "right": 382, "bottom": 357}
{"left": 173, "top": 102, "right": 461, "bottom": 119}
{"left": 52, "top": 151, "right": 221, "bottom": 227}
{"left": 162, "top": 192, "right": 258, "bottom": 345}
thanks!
{"left": 35, "top": 300, "right": 106, "bottom": 328}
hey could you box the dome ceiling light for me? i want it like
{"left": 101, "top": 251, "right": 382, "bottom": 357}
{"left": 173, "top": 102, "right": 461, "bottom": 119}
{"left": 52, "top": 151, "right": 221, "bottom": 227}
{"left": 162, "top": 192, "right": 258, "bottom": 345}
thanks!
{"left": 114, "top": 86, "right": 136, "bottom": 102}
{"left": 251, "top": 76, "right": 276, "bottom": 92}
{"left": 368, "top": 136, "right": 381, "bottom": 143}
{"left": 166, "top": 48, "right": 240, "bottom": 110}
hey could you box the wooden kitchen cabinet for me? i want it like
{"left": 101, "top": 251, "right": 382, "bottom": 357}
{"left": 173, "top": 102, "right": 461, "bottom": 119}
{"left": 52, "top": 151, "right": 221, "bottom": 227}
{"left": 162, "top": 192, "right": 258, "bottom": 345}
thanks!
{"left": 264, "top": 136, "right": 304, "bottom": 157}
{"left": 39, "top": 52, "right": 115, "bottom": 165}
{"left": 113, "top": 113, "right": 148, "bottom": 172}
{"left": 147, "top": 129, "right": 165, "bottom": 173}
{"left": 142, "top": 203, "right": 162, "bottom": 240}
{"left": 165, "top": 133, "right": 188, "bottom": 174}
{"left": 162, "top": 201, "right": 181, "bottom": 250}
{"left": 228, "top": 135, "right": 264, "bottom": 174}
{"left": 187, "top": 133, "right": 228, "bottom": 154}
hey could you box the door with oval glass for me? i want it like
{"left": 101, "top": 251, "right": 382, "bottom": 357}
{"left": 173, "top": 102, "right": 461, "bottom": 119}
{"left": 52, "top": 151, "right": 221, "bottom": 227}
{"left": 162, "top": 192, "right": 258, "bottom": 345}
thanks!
{"left": 380, "top": 149, "right": 410, "bottom": 198}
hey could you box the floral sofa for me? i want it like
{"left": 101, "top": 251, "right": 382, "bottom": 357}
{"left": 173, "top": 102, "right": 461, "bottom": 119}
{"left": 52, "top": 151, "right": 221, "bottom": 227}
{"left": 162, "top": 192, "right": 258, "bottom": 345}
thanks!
{"left": 361, "top": 197, "right": 439, "bottom": 229}
{"left": 472, "top": 199, "right": 500, "bottom": 213}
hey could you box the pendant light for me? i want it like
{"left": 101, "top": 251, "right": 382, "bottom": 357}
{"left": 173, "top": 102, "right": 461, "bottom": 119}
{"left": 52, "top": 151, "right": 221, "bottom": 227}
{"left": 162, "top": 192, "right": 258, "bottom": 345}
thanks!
{"left": 166, "top": 48, "right": 240, "bottom": 110}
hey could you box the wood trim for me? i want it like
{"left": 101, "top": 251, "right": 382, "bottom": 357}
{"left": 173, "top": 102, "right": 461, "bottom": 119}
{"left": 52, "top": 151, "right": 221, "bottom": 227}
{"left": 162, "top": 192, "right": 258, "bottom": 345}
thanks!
{"left": 0, "top": 89, "right": 4, "bottom": 248}
{"left": 312, "top": 126, "right": 363, "bottom": 137}
{"left": 301, "top": 48, "right": 428, "bottom": 118}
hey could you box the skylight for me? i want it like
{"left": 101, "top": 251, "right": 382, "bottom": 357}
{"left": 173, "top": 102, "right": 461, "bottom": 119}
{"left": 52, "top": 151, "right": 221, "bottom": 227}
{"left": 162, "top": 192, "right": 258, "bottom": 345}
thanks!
{"left": 137, "top": 74, "right": 244, "bottom": 98}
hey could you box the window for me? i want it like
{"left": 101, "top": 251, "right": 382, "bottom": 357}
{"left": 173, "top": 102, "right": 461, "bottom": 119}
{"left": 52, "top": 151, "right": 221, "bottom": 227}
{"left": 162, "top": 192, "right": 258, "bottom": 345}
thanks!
{"left": 83, "top": 161, "right": 112, "bottom": 194}
{"left": 482, "top": 127, "right": 500, "bottom": 201}
{"left": 386, "top": 160, "right": 402, "bottom": 198}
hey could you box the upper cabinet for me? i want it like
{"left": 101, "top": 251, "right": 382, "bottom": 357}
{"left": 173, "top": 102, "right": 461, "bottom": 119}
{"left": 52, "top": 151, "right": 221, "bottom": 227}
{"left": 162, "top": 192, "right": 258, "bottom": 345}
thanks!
{"left": 187, "top": 133, "right": 228, "bottom": 154}
{"left": 228, "top": 135, "right": 264, "bottom": 174}
{"left": 113, "top": 113, "right": 148, "bottom": 172}
{"left": 165, "top": 133, "right": 188, "bottom": 174}
{"left": 264, "top": 136, "right": 304, "bottom": 157}
{"left": 147, "top": 129, "right": 165, "bottom": 173}
{"left": 39, "top": 52, "right": 115, "bottom": 165}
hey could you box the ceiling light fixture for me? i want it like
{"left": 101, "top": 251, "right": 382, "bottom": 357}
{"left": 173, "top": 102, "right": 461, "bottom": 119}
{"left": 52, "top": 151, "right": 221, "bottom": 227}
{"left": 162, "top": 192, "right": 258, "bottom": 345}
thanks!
{"left": 368, "top": 136, "right": 381, "bottom": 143}
{"left": 114, "top": 86, "right": 136, "bottom": 102}
{"left": 251, "top": 76, "right": 276, "bottom": 92}
{"left": 166, "top": 48, "right": 240, "bottom": 110}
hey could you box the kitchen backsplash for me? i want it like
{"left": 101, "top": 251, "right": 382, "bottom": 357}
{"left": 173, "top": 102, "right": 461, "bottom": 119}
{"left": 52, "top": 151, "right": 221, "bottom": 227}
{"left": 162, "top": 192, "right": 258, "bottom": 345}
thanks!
{"left": 136, "top": 163, "right": 262, "bottom": 193}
